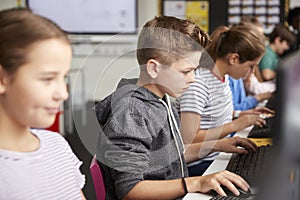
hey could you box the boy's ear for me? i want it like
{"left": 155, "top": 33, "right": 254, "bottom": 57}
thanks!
{"left": 0, "top": 65, "right": 8, "bottom": 94}
{"left": 146, "top": 59, "right": 160, "bottom": 79}
{"left": 228, "top": 53, "right": 240, "bottom": 65}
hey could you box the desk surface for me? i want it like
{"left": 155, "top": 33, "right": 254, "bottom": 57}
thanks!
{"left": 183, "top": 127, "right": 252, "bottom": 200}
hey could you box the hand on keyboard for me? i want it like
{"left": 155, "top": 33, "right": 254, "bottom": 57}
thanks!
{"left": 233, "top": 114, "right": 266, "bottom": 131}
{"left": 194, "top": 170, "right": 250, "bottom": 197}
{"left": 215, "top": 137, "right": 258, "bottom": 155}
{"left": 239, "top": 107, "right": 274, "bottom": 117}
{"left": 209, "top": 185, "right": 253, "bottom": 198}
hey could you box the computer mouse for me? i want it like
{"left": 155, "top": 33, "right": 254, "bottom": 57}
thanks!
{"left": 222, "top": 186, "right": 253, "bottom": 198}
{"left": 208, "top": 185, "right": 254, "bottom": 198}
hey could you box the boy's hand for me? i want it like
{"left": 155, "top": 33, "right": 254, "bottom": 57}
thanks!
{"left": 187, "top": 170, "right": 250, "bottom": 196}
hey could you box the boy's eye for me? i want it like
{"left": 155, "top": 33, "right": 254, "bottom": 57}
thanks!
{"left": 182, "top": 71, "right": 190, "bottom": 75}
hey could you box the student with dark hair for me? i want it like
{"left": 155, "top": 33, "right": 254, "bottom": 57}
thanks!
{"left": 230, "top": 16, "right": 276, "bottom": 96}
{"left": 259, "top": 24, "right": 296, "bottom": 81}
{"left": 0, "top": 8, "right": 86, "bottom": 199}
{"left": 228, "top": 18, "right": 273, "bottom": 110}
{"left": 178, "top": 24, "right": 270, "bottom": 176}
{"left": 95, "top": 16, "right": 256, "bottom": 199}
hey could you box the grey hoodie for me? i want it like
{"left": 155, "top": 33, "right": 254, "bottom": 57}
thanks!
{"left": 95, "top": 81, "right": 188, "bottom": 199}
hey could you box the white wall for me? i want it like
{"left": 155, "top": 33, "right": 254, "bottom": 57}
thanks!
{"left": 70, "top": 0, "right": 159, "bottom": 102}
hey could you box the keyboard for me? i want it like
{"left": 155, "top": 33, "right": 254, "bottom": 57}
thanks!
{"left": 208, "top": 186, "right": 255, "bottom": 200}
{"left": 247, "top": 117, "right": 274, "bottom": 138}
{"left": 225, "top": 145, "right": 272, "bottom": 184}
{"left": 265, "top": 93, "right": 277, "bottom": 110}
{"left": 209, "top": 195, "right": 256, "bottom": 200}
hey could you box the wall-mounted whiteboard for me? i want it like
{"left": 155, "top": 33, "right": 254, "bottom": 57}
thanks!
{"left": 26, "top": 0, "right": 137, "bottom": 34}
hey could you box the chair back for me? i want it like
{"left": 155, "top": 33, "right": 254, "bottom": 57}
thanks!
{"left": 90, "top": 156, "right": 106, "bottom": 200}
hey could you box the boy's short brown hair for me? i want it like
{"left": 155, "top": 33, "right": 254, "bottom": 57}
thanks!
{"left": 136, "top": 16, "right": 210, "bottom": 67}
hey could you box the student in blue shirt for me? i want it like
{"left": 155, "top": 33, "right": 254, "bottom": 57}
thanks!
{"left": 229, "top": 75, "right": 271, "bottom": 111}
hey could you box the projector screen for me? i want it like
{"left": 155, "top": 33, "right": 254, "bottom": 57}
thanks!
{"left": 26, "top": 0, "right": 137, "bottom": 34}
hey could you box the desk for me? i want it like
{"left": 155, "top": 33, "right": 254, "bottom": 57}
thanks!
{"left": 183, "top": 127, "right": 252, "bottom": 200}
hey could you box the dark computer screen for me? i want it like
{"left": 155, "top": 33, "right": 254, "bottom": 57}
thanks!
{"left": 257, "top": 50, "right": 300, "bottom": 200}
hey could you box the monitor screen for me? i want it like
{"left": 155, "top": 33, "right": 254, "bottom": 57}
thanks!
{"left": 26, "top": 0, "right": 137, "bottom": 34}
{"left": 256, "top": 50, "right": 300, "bottom": 200}
{"left": 275, "top": 50, "right": 300, "bottom": 159}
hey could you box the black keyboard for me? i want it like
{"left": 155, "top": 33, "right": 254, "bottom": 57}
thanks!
{"left": 225, "top": 145, "right": 272, "bottom": 184}
{"left": 208, "top": 187, "right": 255, "bottom": 200}
{"left": 209, "top": 195, "right": 256, "bottom": 200}
{"left": 247, "top": 117, "right": 274, "bottom": 138}
{"left": 265, "top": 93, "right": 276, "bottom": 110}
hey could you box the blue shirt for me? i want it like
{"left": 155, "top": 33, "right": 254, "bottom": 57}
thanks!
{"left": 229, "top": 76, "right": 258, "bottom": 111}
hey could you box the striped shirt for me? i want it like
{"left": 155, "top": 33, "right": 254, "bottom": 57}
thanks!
{"left": 178, "top": 67, "right": 233, "bottom": 165}
{"left": 0, "top": 129, "right": 85, "bottom": 200}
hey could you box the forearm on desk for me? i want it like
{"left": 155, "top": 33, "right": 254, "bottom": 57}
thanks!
{"left": 184, "top": 140, "right": 219, "bottom": 163}
{"left": 123, "top": 179, "right": 187, "bottom": 200}
{"left": 192, "top": 122, "right": 239, "bottom": 143}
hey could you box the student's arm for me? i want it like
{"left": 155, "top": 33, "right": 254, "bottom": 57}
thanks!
{"left": 229, "top": 77, "right": 258, "bottom": 110}
{"left": 233, "top": 96, "right": 258, "bottom": 110}
{"left": 180, "top": 111, "right": 201, "bottom": 144}
{"left": 181, "top": 112, "right": 233, "bottom": 143}
{"left": 123, "top": 171, "right": 250, "bottom": 199}
{"left": 181, "top": 112, "right": 265, "bottom": 143}
{"left": 183, "top": 136, "right": 257, "bottom": 163}
{"left": 239, "top": 107, "right": 274, "bottom": 116}
{"left": 259, "top": 54, "right": 277, "bottom": 81}
{"left": 254, "top": 92, "right": 272, "bottom": 102}
{"left": 254, "top": 66, "right": 264, "bottom": 82}
{"left": 261, "top": 69, "right": 276, "bottom": 81}
{"left": 80, "top": 190, "right": 86, "bottom": 200}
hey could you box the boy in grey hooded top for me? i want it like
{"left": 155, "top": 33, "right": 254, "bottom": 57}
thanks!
{"left": 95, "top": 16, "right": 256, "bottom": 200}
{"left": 96, "top": 83, "right": 188, "bottom": 199}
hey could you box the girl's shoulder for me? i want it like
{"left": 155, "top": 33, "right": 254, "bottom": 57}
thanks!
{"left": 31, "top": 129, "right": 64, "bottom": 140}
{"left": 31, "top": 129, "right": 68, "bottom": 148}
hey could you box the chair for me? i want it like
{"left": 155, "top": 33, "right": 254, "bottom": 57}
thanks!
{"left": 90, "top": 155, "right": 106, "bottom": 200}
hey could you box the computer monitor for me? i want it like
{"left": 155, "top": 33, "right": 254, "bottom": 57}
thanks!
{"left": 256, "top": 50, "right": 300, "bottom": 200}
{"left": 26, "top": 0, "right": 137, "bottom": 34}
